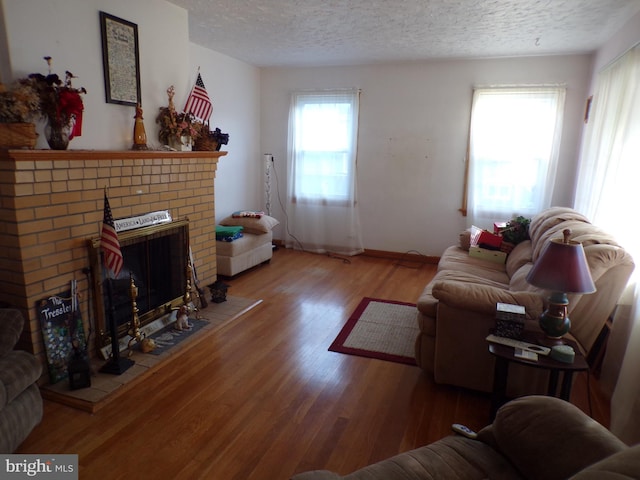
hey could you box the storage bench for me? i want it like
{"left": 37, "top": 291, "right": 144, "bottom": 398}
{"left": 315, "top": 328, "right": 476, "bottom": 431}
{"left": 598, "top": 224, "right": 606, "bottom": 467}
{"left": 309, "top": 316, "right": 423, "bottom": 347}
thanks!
{"left": 216, "top": 231, "right": 273, "bottom": 277}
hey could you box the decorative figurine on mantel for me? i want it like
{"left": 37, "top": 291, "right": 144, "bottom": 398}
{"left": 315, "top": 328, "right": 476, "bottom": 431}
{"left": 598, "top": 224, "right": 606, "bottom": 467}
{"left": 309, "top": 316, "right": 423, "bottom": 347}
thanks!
{"left": 131, "top": 102, "right": 148, "bottom": 150}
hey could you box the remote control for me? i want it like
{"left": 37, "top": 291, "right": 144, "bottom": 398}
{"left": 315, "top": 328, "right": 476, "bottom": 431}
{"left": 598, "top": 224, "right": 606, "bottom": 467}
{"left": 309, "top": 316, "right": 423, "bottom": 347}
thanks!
{"left": 515, "top": 348, "right": 538, "bottom": 362}
{"left": 486, "top": 334, "right": 551, "bottom": 356}
{"left": 451, "top": 423, "right": 478, "bottom": 439}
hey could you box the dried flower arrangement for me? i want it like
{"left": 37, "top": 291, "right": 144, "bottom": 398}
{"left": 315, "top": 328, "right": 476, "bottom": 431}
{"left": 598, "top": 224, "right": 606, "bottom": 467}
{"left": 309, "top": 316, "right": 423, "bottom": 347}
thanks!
{"left": 156, "top": 85, "right": 203, "bottom": 146}
{"left": 0, "top": 79, "right": 40, "bottom": 148}
{"left": 0, "top": 82, "right": 40, "bottom": 123}
{"left": 23, "top": 57, "right": 86, "bottom": 139}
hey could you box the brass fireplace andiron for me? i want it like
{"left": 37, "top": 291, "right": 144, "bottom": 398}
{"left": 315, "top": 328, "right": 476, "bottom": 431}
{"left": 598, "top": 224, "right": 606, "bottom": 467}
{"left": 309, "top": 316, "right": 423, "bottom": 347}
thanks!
{"left": 127, "top": 275, "right": 153, "bottom": 356}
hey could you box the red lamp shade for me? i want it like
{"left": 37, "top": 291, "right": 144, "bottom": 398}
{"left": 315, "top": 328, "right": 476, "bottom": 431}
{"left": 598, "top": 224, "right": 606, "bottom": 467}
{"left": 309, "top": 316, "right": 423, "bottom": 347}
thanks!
{"left": 526, "top": 229, "right": 596, "bottom": 294}
{"left": 526, "top": 229, "right": 596, "bottom": 338}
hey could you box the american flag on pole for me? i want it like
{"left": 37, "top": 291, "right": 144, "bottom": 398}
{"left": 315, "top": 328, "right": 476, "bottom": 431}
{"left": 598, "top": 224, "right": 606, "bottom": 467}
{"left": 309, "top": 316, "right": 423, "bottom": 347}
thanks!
{"left": 183, "top": 73, "right": 213, "bottom": 122}
{"left": 101, "top": 193, "right": 123, "bottom": 278}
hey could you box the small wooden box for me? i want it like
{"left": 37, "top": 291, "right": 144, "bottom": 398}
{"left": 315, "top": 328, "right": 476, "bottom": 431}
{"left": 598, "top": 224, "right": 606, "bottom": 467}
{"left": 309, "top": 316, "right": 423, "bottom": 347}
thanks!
{"left": 469, "top": 246, "right": 507, "bottom": 264}
{"left": 495, "top": 302, "right": 526, "bottom": 339}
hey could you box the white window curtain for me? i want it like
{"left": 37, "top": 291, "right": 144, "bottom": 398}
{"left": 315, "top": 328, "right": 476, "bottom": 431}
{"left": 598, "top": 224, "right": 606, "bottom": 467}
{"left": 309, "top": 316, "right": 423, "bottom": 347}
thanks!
{"left": 285, "top": 89, "right": 364, "bottom": 256}
{"left": 574, "top": 43, "right": 640, "bottom": 445}
{"left": 468, "top": 87, "right": 566, "bottom": 228}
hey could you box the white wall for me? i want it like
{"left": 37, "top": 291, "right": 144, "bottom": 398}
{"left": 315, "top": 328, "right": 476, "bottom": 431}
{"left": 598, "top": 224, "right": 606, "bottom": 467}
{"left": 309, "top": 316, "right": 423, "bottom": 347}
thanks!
{"left": 189, "top": 45, "right": 262, "bottom": 221}
{"left": 261, "top": 55, "right": 592, "bottom": 255}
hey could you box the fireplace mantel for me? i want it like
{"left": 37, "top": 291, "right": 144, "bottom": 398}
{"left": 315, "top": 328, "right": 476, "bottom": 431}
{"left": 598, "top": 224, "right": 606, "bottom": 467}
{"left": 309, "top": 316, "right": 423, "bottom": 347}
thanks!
{"left": 0, "top": 148, "right": 226, "bottom": 381}
{"left": 0, "top": 149, "right": 227, "bottom": 162}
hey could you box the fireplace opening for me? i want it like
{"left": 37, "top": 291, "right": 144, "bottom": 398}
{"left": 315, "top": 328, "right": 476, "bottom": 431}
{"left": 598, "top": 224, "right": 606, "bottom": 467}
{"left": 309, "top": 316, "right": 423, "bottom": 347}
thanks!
{"left": 89, "top": 219, "right": 190, "bottom": 351}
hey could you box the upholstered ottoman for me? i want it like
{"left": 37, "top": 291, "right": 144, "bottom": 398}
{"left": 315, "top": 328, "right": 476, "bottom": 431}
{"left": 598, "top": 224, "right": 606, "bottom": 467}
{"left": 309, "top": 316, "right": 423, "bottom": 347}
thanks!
{"left": 216, "top": 212, "right": 279, "bottom": 277}
{"left": 216, "top": 231, "right": 273, "bottom": 276}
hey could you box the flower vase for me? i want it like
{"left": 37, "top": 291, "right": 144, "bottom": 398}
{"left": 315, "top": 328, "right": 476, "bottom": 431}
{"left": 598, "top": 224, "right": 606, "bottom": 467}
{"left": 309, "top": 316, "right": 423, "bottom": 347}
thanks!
{"left": 45, "top": 120, "right": 70, "bottom": 150}
{"left": 169, "top": 135, "right": 192, "bottom": 152}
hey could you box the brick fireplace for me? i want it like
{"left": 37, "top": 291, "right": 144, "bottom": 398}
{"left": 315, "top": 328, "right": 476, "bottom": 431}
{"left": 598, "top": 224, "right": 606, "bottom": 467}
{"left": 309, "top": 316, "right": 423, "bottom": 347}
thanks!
{"left": 0, "top": 149, "right": 225, "bottom": 383}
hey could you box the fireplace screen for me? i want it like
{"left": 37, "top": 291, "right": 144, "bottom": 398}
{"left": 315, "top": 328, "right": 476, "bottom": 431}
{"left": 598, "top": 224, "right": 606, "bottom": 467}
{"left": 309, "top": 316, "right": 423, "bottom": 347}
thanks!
{"left": 89, "top": 219, "right": 189, "bottom": 348}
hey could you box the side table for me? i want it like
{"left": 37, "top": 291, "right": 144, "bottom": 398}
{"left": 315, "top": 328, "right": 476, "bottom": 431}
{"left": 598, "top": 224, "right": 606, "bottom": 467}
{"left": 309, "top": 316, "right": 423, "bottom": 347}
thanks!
{"left": 489, "top": 333, "right": 589, "bottom": 419}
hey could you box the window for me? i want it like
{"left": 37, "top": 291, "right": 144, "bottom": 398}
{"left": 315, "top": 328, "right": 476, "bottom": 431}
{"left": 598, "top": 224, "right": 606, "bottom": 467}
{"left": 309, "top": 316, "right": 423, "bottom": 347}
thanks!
{"left": 465, "top": 87, "right": 566, "bottom": 227}
{"left": 289, "top": 90, "right": 358, "bottom": 205}
{"left": 286, "top": 88, "right": 363, "bottom": 255}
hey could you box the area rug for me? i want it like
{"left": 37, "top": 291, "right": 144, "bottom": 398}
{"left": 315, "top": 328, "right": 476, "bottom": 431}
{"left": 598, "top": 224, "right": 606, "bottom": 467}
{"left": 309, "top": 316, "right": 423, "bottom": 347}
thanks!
{"left": 142, "top": 318, "right": 209, "bottom": 355}
{"left": 329, "top": 297, "right": 418, "bottom": 365}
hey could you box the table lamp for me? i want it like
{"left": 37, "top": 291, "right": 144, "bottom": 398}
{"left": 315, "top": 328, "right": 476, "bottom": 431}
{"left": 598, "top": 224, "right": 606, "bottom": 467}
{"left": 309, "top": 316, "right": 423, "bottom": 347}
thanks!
{"left": 526, "top": 229, "right": 596, "bottom": 339}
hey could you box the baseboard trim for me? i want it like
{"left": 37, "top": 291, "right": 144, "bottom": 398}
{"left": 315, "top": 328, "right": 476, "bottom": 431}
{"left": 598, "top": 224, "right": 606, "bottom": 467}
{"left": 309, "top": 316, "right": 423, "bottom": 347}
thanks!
{"left": 361, "top": 249, "right": 439, "bottom": 264}
{"left": 271, "top": 239, "right": 439, "bottom": 264}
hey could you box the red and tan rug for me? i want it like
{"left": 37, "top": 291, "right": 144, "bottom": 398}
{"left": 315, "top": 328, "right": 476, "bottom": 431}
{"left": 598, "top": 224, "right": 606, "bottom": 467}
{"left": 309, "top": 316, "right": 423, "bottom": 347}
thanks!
{"left": 329, "top": 297, "right": 418, "bottom": 365}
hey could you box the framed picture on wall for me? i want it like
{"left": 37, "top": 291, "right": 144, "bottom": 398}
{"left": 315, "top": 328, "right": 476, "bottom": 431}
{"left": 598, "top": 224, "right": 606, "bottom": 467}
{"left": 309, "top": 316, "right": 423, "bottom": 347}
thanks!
{"left": 100, "top": 11, "right": 141, "bottom": 106}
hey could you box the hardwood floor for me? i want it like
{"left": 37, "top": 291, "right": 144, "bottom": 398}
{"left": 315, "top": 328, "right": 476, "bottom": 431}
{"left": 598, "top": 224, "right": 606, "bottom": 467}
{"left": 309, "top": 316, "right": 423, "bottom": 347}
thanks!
{"left": 18, "top": 248, "right": 610, "bottom": 479}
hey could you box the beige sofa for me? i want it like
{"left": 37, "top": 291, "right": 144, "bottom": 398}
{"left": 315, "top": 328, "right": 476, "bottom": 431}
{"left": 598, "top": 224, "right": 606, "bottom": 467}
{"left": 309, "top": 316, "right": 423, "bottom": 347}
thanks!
{"left": 292, "top": 396, "right": 640, "bottom": 480}
{"left": 414, "top": 207, "right": 634, "bottom": 394}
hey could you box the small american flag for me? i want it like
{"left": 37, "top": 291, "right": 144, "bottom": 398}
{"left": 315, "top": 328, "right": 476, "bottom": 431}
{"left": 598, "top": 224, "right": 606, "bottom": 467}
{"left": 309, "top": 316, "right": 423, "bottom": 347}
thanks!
{"left": 101, "top": 193, "right": 123, "bottom": 278}
{"left": 183, "top": 73, "right": 213, "bottom": 122}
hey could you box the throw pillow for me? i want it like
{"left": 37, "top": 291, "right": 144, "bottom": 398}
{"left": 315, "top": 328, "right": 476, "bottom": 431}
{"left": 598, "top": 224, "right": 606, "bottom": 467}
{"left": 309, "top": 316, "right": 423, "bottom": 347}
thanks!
{"left": 459, "top": 230, "right": 471, "bottom": 251}
{"left": 219, "top": 214, "right": 279, "bottom": 235}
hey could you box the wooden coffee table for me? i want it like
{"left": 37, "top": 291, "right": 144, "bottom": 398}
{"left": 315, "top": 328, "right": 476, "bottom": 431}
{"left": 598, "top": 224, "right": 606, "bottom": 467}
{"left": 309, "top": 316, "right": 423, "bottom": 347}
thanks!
{"left": 489, "top": 332, "right": 589, "bottom": 419}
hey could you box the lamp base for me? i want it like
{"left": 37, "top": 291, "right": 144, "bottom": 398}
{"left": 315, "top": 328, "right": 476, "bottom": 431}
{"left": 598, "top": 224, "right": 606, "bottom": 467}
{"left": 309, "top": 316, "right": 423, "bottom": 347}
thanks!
{"left": 539, "top": 292, "right": 571, "bottom": 339}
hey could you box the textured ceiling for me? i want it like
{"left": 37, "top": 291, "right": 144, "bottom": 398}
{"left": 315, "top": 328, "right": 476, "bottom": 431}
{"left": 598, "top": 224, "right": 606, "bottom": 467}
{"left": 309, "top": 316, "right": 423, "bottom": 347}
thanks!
{"left": 167, "top": 0, "right": 640, "bottom": 67}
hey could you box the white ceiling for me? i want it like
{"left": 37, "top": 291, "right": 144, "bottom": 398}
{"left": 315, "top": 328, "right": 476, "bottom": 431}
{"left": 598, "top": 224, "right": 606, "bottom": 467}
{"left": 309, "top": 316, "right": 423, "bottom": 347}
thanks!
{"left": 168, "top": 0, "right": 640, "bottom": 67}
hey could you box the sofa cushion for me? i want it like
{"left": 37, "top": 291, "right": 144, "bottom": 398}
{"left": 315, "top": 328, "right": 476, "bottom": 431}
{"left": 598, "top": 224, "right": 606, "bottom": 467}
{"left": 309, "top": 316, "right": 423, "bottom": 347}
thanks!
{"left": 529, "top": 207, "right": 591, "bottom": 252}
{"left": 294, "top": 435, "right": 525, "bottom": 480}
{"left": 580, "top": 242, "right": 631, "bottom": 284}
{"left": 0, "top": 383, "right": 43, "bottom": 454}
{"left": 505, "top": 240, "right": 532, "bottom": 278}
{"left": 492, "top": 396, "right": 627, "bottom": 480}
{"left": 508, "top": 264, "right": 541, "bottom": 292}
{"left": 0, "top": 351, "right": 42, "bottom": 409}
{"left": 0, "top": 309, "right": 23, "bottom": 357}
{"left": 437, "top": 246, "right": 510, "bottom": 284}
{"left": 432, "top": 281, "right": 544, "bottom": 319}
{"left": 569, "top": 445, "right": 640, "bottom": 479}
{"left": 417, "top": 268, "right": 510, "bottom": 318}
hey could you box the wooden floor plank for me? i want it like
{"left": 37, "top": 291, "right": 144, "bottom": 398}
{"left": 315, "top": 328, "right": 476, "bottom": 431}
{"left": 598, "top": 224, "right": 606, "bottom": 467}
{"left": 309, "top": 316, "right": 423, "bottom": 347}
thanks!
{"left": 17, "top": 248, "right": 610, "bottom": 479}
